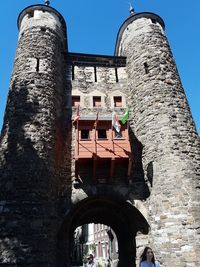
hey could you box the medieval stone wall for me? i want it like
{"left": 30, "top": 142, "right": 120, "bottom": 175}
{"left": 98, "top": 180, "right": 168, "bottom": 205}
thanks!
{"left": 69, "top": 64, "right": 133, "bottom": 201}
{"left": 70, "top": 65, "right": 127, "bottom": 112}
{"left": 0, "top": 6, "right": 68, "bottom": 266}
{"left": 116, "top": 15, "right": 200, "bottom": 267}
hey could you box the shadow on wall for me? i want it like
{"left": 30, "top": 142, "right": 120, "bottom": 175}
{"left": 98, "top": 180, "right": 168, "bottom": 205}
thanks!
{"left": 70, "top": 127, "right": 154, "bottom": 200}
{"left": 129, "top": 128, "right": 153, "bottom": 199}
{"left": 0, "top": 78, "right": 71, "bottom": 265}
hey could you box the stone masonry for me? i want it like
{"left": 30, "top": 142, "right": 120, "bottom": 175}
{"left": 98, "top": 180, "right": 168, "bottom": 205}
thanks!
{"left": 115, "top": 13, "right": 200, "bottom": 266}
{"left": 0, "top": 5, "right": 68, "bottom": 267}
{"left": 0, "top": 3, "right": 199, "bottom": 267}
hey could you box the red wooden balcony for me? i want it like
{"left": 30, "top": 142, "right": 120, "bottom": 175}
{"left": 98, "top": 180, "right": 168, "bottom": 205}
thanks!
{"left": 74, "top": 117, "right": 132, "bottom": 182}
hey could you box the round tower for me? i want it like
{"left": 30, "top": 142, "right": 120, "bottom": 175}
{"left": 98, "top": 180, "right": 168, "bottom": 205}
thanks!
{"left": 115, "top": 11, "right": 200, "bottom": 266}
{"left": 0, "top": 4, "right": 68, "bottom": 266}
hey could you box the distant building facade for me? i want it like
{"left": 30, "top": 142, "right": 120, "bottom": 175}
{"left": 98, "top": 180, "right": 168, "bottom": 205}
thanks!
{"left": 84, "top": 224, "right": 118, "bottom": 267}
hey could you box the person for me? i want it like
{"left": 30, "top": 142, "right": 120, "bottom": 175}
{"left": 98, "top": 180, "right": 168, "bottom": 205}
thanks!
{"left": 84, "top": 254, "right": 98, "bottom": 267}
{"left": 107, "top": 259, "right": 111, "bottom": 267}
{"left": 139, "top": 247, "right": 160, "bottom": 267}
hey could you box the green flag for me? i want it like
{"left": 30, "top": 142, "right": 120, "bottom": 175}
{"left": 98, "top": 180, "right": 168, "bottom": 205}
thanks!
{"left": 121, "top": 110, "right": 129, "bottom": 124}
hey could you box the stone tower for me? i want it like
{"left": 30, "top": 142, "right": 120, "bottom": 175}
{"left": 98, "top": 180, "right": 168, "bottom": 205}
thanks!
{"left": 0, "top": 3, "right": 199, "bottom": 267}
{"left": 0, "top": 4, "right": 68, "bottom": 266}
{"left": 115, "top": 11, "right": 200, "bottom": 266}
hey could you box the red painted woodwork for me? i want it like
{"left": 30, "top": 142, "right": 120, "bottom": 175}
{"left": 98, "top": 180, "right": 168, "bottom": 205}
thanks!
{"left": 74, "top": 120, "right": 132, "bottom": 181}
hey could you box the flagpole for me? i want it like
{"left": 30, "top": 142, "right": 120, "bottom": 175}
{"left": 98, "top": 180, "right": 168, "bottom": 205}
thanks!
{"left": 76, "top": 105, "right": 80, "bottom": 156}
{"left": 93, "top": 112, "right": 98, "bottom": 182}
{"left": 95, "top": 118, "right": 97, "bottom": 154}
{"left": 94, "top": 111, "right": 98, "bottom": 154}
{"left": 111, "top": 121, "right": 115, "bottom": 154}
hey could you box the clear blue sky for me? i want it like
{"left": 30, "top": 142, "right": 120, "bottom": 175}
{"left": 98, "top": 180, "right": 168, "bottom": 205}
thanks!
{"left": 0, "top": 0, "right": 199, "bottom": 133}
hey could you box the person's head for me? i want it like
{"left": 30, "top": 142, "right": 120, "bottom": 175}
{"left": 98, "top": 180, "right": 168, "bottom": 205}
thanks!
{"left": 140, "top": 247, "right": 155, "bottom": 264}
{"left": 87, "top": 254, "right": 94, "bottom": 263}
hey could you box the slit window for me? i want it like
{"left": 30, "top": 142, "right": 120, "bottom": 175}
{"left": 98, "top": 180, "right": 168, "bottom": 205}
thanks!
{"left": 36, "top": 58, "right": 40, "bottom": 72}
{"left": 94, "top": 66, "right": 97, "bottom": 82}
{"left": 72, "top": 96, "right": 80, "bottom": 107}
{"left": 114, "top": 96, "right": 122, "bottom": 107}
{"left": 72, "top": 65, "right": 75, "bottom": 80}
{"left": 28, "top": 11, "right": 34, "bottom": 18}
{"left": 41, "top": 27, "right": 46, "bottom": 32}
{"left": 144, "top": 62, "right": 149, "bottom": 74}
{"left": 115, "top": 68, "right": 119, "bottom": 83}
{"left": 93, "top": 96, "right": 101, "bottom": 107}
{"left": 81, "top": 130, "right": 90, "bottom": 140}
{"left": 98, "top": 129, "right": 107, "bottom": 139}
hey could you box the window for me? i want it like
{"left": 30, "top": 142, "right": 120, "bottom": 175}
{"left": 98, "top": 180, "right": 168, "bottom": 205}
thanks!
{"left": 36, "top": 58, "right": 40, "bottom": 72}
{"left": 114, "top": 96, "right": 122, "bottom": 107}
{"left": 151, "top": 19, "right": 156, "bottom": 24}
{"left": 114, "top": 129, "right": 122, "bottom": 139}
{"left": 94, "top": 66, "right": 97, "bottom": 82}
{"left": 81, "top": 129, "right": 90, "bottom": 139}
{"left": 40, "top": 27, "right": 46, "bottom": 32}
{"left": 28, "top": 11, "right": 34, "bottom": 18}
{"left": 72, "top": 96, "right": 80, "bottom": 107}
{"left": 98, "top": 129, "right": 107, "bottom": 139}
{"left": 110, "top": 91, "right": 126, "bottom": 109}
{"left": 144, "top": 62, "right": 149, "bottom": 74}
{"left": 72, "top": 65, "right": 75, "bottom": 80}
{"left": 115, "top": 68, "right": 119, "bottom": 83}
{"left": 93, "top": 96, "right": 101, "bottom": 107}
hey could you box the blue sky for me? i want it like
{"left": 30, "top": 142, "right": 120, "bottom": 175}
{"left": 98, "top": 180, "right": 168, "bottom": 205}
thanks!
{"left": 0, "top": 0, "right": 199, "bottom": 133}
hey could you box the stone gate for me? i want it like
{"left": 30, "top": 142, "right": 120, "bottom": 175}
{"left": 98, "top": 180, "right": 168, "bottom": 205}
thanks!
{"left": 0, "top": 3, "right": 199, "bottom": 267}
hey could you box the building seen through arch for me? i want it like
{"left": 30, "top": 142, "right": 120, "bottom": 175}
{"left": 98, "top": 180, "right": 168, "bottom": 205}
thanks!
{"left": 72, "top": 223, "right": 118, "bottom": 267}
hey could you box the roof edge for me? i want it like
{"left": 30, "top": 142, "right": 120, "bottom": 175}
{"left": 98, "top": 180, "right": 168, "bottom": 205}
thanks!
{"left": 17, "top": 4, "right": 67, "bottom": 31}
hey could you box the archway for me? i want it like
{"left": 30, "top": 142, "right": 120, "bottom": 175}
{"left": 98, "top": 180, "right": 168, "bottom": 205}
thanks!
{"left": 57, "top": 196, "right": 149, "bottom": 267}
{"left": 71, "top": 223, "right": 117, "bottom": 266}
